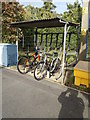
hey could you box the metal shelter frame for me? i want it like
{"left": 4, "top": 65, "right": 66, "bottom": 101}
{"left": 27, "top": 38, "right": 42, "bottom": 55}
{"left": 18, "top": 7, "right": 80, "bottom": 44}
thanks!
{"left": 10, "top": 17, "right": 80, "bottom": 83}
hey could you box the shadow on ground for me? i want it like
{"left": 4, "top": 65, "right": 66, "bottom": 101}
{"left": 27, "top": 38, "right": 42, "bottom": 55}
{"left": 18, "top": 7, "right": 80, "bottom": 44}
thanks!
{"left": 58, "top": 88, "right": 85, "bottom": 118}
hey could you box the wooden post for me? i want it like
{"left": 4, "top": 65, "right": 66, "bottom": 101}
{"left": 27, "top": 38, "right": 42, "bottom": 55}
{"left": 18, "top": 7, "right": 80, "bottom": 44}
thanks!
{"left": 79, "top": 0, "right": 90, "bottom": 60}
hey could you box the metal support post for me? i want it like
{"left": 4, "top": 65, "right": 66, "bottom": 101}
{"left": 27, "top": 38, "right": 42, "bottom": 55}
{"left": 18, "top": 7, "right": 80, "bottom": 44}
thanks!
{"left": 76, "top": 26, "right": 80, "bottom": 59}
{"left": 35, "top": 28, "right": 37, "bottom": 46}
{"left": 22, "top": 33, "right": 24, "bottom": 48}
{"left": 67, "top": 33, "right": 71, "bottom": 52}
{"left": 34, "top": 34, "right": 35, "bottom": 49}
{"left": 40, "top": 34, "right": 43, "bottom": 52}
{"left": 16, "top": 28, "right": 18, "bottom": 62}
{"left": 62, "top": 24, "right": 67, "bottom": 83}
{"left": 62, "top": 24, "right": 70, "bottom": 83}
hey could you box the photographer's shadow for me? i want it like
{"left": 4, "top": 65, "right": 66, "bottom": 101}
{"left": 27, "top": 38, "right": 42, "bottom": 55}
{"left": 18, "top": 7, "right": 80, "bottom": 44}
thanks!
{"left": 58, "top": 88, "right": 84, "bottom": 118}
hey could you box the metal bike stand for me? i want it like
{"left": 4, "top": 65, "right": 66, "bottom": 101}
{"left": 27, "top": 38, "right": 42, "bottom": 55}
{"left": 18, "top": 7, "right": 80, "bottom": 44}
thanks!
{"left": 47, "top": 70, "right": 50, "bottom": 78}
{"left": 46, "top": 33, "right": 53, "bottom": 78}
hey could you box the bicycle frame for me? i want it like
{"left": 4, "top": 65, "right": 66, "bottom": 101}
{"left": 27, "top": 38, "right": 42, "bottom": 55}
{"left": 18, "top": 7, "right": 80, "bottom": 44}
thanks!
{"left": 31, "top": 52, "right": 40, "bottom": 63}
{"left": 49, "top": 47, "right": 62, "bottom": 73}
{"left": 24, "top": 50, "right": 40, "bottom": 68}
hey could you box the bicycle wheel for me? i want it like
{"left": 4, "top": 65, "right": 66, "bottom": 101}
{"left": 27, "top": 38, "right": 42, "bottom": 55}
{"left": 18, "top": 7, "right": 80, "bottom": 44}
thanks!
{"left": 52, "top": 58, "right": 62, "bottom": 79}
{"left": 34, "top": 61, "right": 47, "bottom": 80}
{"left": 17, "top": 56, "right": 30, "bottom": 74}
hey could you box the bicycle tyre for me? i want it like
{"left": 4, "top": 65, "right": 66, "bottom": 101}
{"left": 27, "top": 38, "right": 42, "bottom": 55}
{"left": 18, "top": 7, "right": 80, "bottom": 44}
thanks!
{"left": 34, "top": 61, "right": 47, "bottom": 80}
{"left": 17, "top": 56, "right": 30, "bottom": 74}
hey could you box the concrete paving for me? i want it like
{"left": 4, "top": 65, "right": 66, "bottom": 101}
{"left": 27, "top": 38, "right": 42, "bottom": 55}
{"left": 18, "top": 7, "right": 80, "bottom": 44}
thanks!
{"left": 2, "top": 68, "right": 90, "bottom": 118}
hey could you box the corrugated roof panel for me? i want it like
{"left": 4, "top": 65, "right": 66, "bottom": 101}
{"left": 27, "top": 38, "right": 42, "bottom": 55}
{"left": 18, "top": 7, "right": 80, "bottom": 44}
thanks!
{"left": 9, "top": 17, "right": 80, "bottom": 28}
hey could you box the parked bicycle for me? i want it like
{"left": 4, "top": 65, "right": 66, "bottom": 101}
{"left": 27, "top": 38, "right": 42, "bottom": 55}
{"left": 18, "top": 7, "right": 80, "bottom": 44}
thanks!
{"left": 17, "top": 46, "right": 41, "bottom": 74}
{"left": 34, "top": 45, "right": 78, "bottom": 80}
{"left": 34, "top": 47, "right": 62, "bottom": 80}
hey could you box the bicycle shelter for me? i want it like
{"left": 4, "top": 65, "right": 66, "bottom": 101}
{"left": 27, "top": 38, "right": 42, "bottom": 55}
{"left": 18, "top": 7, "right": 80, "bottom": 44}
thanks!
{"left": 10, "top": 17, "right": 80, "bottom": 83}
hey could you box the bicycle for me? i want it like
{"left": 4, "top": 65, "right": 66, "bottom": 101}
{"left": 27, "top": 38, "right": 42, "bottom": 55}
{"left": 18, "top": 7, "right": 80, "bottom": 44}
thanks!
{"left": 17, "top": 46, "right": 40, "bottom": 74}
{"left": 34, "top": 47, "right": 62, "bottom": 80}
{"left": 34, "top": 45, "right": 78, "bottom": 80}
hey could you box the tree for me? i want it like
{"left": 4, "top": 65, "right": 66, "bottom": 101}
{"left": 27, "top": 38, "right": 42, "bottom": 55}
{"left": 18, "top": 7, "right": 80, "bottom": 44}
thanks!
{"left": 40, "top": 0, "right": 57, "bottom": 19}
{"left": 2, "top": 2, "right": 25, "bottom": 43}
{"left": 23, "top": 0, "right": 58, "bottom": 50}
{"left": 62, "top": 1, "right": 82, "bottom": 23}
{"left": 60, "top": 1, "right": 82, "bottom": 52}
{"left": 24, "top": 0, "right": 57, "bottom": 21}
{"left": 24, "top": 5, "right": 36, "bottom": 20}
